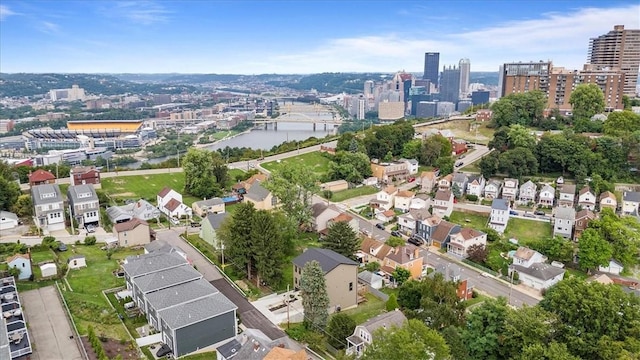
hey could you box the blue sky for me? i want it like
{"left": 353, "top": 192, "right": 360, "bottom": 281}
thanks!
{"left": 0, "top": 1, "right": 638, "bottom": 74}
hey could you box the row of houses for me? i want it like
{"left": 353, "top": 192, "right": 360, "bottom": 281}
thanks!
{"left": 31, "top": 183, "right": 100, "bottom": 233}
{"left": 27, "top": 166, "right": 101, "bottom": 188}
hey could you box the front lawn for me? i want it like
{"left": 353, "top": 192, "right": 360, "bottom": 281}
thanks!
{"left": 330, "top": 186, "right": 378, "bottom": 202}
{"left": 448, "top": 211, "right": 489, "bottom": 230}
{"left": 261, "top": 152, "right": 332, "bottom": 176}
{"left": 504, "top": 218, "right": 552, "bottom": 245}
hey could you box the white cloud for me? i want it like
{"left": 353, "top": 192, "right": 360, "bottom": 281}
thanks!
{"left": 0, "top": 5, "right": 17, "bottom": 21}
{"left": 248, "top": 4, "right": 640, "bottom": 73}
{"left": 39, "top": 21, "right": 61, "bottom": 34}
{"left": 110, "top": 1, "right": 171, "bottom": 25}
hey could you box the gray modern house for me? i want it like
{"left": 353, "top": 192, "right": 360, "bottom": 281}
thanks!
{"left": 31, "top": 184, "right": 65, "bottom": 232}
{"left": 123, "top": 251, "right": 237, "bottom": 357}
{"left": 67, "top": 184, "right": 100, "bottom": 230}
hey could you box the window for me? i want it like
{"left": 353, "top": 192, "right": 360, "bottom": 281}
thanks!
{"left": 349, "top": 282, "right": 353, "bottom": 291}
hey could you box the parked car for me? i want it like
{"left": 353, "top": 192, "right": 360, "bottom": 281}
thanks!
{"left": 455, "top": 162, "right": 464, "bottom": 167}
{"left": 407, "top": 177, "right": 416, "bottom": 183}
{"left": 509, "top": 210, "right": 518, "bottom": 216}
{"left": 534, "top": 210, "right": 546, "bottom": 216}
{"left": 190, "top": 222, "right": 201, "bottom": 227}
{"left": 391, "top": 230, "right": 401, "bottom": 237}
{"left": 459, "top": 154, "right": 466, "bottom": 159}
{"left": 375, "top": 223, "right": 385, "bottom": 230}
{"left": 85, "top": 225, "right": 96, "bottom": 233}
{"left": 408, "top": 236, "right": 424, "bottom": 246}
{"left": 58, "top": 243, "right": 67, "bottom": 252}
{"left": 155, "top": 344, "right": 172, "bottom": 358}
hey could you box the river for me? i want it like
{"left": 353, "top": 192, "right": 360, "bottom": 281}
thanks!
{"left": 121, "top": 121, "right": 337, "bottom": 168}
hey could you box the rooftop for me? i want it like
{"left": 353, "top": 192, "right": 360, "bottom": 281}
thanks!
{"left": 245, "top": 181, "right": 271, "bottom": 202}
{"left": 491, "top": 198, "right": 509, "bottom": 210}
{"left": 122, "top": 252, "right": 188, "bottom": 278}
{"left": 511, "top": 262, "right": 565, "bottom": 280}
{"left": 133, "top": 264, "right": 202, "bottom": 293}
{"left": 193, "top": 197, "right": 224, "bottom": 208}
{"left": 292, "top": 248, "right": 357, "bottom": 274}
{"left": 145, "top": 278, "right": 218, "bottom": 311}
{"left": 113, "top": 218, "right": 148, "bottom": 233}
{"left": 31, "top": 184, "right": 63, "bottom": 206}
{"left": 203, "top": 212, "right": 230, "bottom": 230}
{"left": 156, "top": 291, "right": 237, "bottom": 330}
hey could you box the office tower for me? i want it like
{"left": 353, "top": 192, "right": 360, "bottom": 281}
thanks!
{"left": 548, "top": 65, "right": 625, "bottom": 111}
{"left": 471, "top": 91, "right": 490, "bottom": 106}
{"left": 409, "top": 86, "right": 432, "bottom": 116}
{"left": 459, "top": 58, "right": 471, "bottom": 97}
{"left": 364, "top": 80, "right": 374, "bottom": 97}
{"left": 416, "top": 101, "right": 437, "bottom": 118}
{"left": 500, "top": 61, "right": 551, "bottom": 97}
{"left": 588, "top": 25, "right": 640, "bottom": 96}
{"left": 440, "top": 65, "right": 461, "bottom": 104}
{"left": 457, "top": 100, "right": 473, "bottom": 113}
{"left": 423, "top": 52, "right": 440, "bottom": 88}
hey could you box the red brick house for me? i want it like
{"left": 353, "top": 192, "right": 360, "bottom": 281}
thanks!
{"left": 70, "top": 166, "right": 101, "bottom": 187}
{"left": 28, "top": 169, "right": 56, "bottom": 187}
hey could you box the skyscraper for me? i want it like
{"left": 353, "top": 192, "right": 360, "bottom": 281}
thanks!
{"left": 439, "top": 65, "right": 461, "bottom": 104}
{"left": 500, "top": 61, "right": 551, "bottom": 98}
{"left": 459, "top": 58, "right": 471, "bottom": 97}
{"left": 588, "top": 25, "right": 640, "bottom": 96}
{"left": 423, "top": 52, "right": 440, "bottom": 88}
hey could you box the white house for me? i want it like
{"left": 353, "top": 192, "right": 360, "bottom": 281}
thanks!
{"left": 553, "top": 207, "right": 576, "bottom": 239}
{"left": 466, "top": 175, "right": 485, "bottom": 197}
{"left": 372, "top": 186, "right": 398, "bottom": 212}
{"left": 346, "top": 310, "right": 407, "bottom": 357}
{"left": 489, "top": 198, "right": 510, "bottom": 233}
{"left": 484, "top": 180, "right": 502, "bottom": 200}
{"left": 68, "top": 255, "right": 87, "bottom": 269}
{"left": 157, "top": 186, "right": 183, "bottom": 211}
{"left": 399, "top": 158, "right": 419, "bottom": 175}
{"left": 157, "top": 187, "right": 192, "bottom": 220}
{"left": 502, "top": 178, "right": 519, "bottom": 201}
{"left": 622, "top": 191, "right": 640, "bottom": 216}
{"left": 432, "top": 189, "right": 454, "bottom": 218}
{"left": 518, "top": 180, "right": 537, "bottom": 204}
{"left": 397, "top": 208, "right": 431, "bottom": 236}
{"left": 452, "top": 173, "right": 469, "bottom": 196}
{"left": 447, "top": 228, "right": 487, "bottom": 258}
{"left": 358, "top": 271, "right": 383, "bottom": 290}
{"left": 558, "top": 184, "right": 576, "bottom": 207}
{"left": 538, "top": 184, "right": 555, "bottom": 206}
{"left": 31, "top": 184, "right": 65, "bottom": 232}
{"left": 598, "top": 259, "right": 624, "bottom": 275}
{"left": 438, "top": 174, "right": 453, "bottom": 191}
{"left": 512, "top": 247, "right": 546, "bottom": 268}
{"left": 7, "top": 253, "right": 32, "bottom": 280}
{"left": 510, "top": 263, "right": 565, "bottom": 290}
{"left": 577, "top": 186, "right": 596, "bottom": 211}
{"left": 362, "top": 177, "right": 378, "bottom": 187}
{"left": 394, "top": 190, "right": 415, "bottom": 212}
{"left": 410, "top": 193, "right": 430, "bottom": 210}
{"left": 0, "top": 211, "right": 19, "bottom": 231}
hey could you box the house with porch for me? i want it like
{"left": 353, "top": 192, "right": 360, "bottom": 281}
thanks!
{"left": 409, "top": 193, "right": 430, "bottom": 210}
{"left": 466, "top": 174, "right": 485, "bottom": 197}
{"left": 31, "top": 184, "right": 65, "bottom": 232}
{"left": 371, "top": 186, "right": 398, "bottom": 212}
{"left": 67, "top": 184, "right": 100, "bottom": 231}
{"left": 518, "top": 180, "right": 537, "bottom": 205}
{"left": 598, "top": 191, "right": 617, "bottom": 211}
{"left": 432, "top": 189, "right": 454, "bottom": 218}
{"left": 394, "top": 190, "right": 415, "bottom": 212}
{"left": 577, "top": 186, "right": 596, "bottom": 211}
{"left": 415, "top": 215, "right": 443, "bottom": 244}
{"left": 430, "top": 220, "right": 460, "bottom": 249}
{"left": 438, "top": 174, "right": 453, "bottom": 191}
{"left": 538, "top": 184, "right": 555, "bottom": 207}
{"left": 346, "top": 310, "right": 407, "bottom": 358}
{"left": 447, "top": 228, "right": 487, "bottom": 258}
{"left": 484, "top": 179, "right": 502, "bottom": 200}
{"left": 28, "top": 169, "right": 55, "bottom": 187}
{"left": 502, "top": 178, "right": 519, "bottom": 202}
{"left": 573, "top": 209, "right": 596, "bottom": 241}
{"left": 558, "top": 184, "right": 576, "bottom": 207}
{"left": 370, "top": 161, "right": 409, "bottom": 184}
{"left": 397, "top": 208, "right": 431, "bottom": 236}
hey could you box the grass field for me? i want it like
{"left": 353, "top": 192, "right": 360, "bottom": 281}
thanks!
{"left": 58, "top": 245, "right": 144, "bottom": 340}
{"left": 504, "top": 218, "right": 552, "bottom": 245}
{"left": 330, "top": 186, "right": 378, "bottom": 202}
{"left": 449, "top": 211, "right": 489, "bottom": 230}
{"left": 415, "top": 119, "right": 495, "bottom": 145}
{"left": 29, "top": 249, "right": 57, "bottom": 264}
{"left": 342, "top": 293, "right": 386, "bottom": 324}
{"left": 261, "top": 152, "right": 332, "bottom": 176}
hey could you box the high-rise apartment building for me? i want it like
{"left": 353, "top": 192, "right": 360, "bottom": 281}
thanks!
{"left": 440, "top": 65, "right": 461, "bottom": 104}
{"left": 588, "top": 25, "right": 640, "bottom": 96}
{"left": 423, "top": 52, "right": 440, "bottom": 88}
{"left": 548, "top": 65, "right": 625, "bottom": 111}
{"left": 459, "top": 58, "right": 471, "bottom": 97}
{"left": 500, "top": 61, "right": 551, "bottom": 97}
{"left": 49, "top": 84, "right": 86, "bottom": 102}
{"left": 364, "top": 80, "right": 374, "bottom": 98}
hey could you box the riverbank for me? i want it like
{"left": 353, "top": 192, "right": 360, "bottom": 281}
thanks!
{"left": 194, "top": 128, "right": 253, "bottom": 148}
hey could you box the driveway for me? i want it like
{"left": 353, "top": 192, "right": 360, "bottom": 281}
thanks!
{"left": 155, "top": 229, "right": 287, "bottom": 340}
{"left": 21, "top": 286, "right": 83, "bottom": 360}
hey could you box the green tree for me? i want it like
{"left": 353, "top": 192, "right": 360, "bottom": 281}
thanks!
{"left": 419, "top": 134, "right": 452, "bottom": 166}
{"left": 364, "top": 261, "right": 380, "bottom": 272}
{"left": 0, "top": 176, "right": 20, "bottom": 212}
{"left": 507, "top": 124, "right": 536, "bottom": 148}
{"left": 498, "top": 147, "right": 539, "bottom": 178}
{"left": 518, "top": 342, "right": 579, "bottom": 360}
{"left": 392, "top": 267, "right": 411, "bottom": 286}
{"left": 487, "top": 127, "right": 510, "bottom": 152}
{"left": 361, "top": 319, "right": 450, "bottom": 360}
{"left": 385, "top": 294, "right": 399, "bottom": 311}
{"left": 326, "top": 313, "right": 356, "bottom": 349}
{"left": 603, "top": 110, "right": 640, "bottom": 137}
{"left": 265, "top": 163, "right": 319, "bottom": 229}
{"left": 384, "top": 236, "right": 404, "bottom": 247}
{"left": 323, "top": 221, "right": 360, "bottom": 260}
{"left": 462, "top": 297, "right": 509, "bottom": 360}
{"left": 578, "top": 228, "right": 613, "bottom": 271}
{"left": 535, "top": 236, "right": 574, "bottom": 263}
{"left": 397, "top": 280, "right": 423, "bottom": 310}
{"left": 588, "top": 208, "right": 640, "bottom": 268}
{"left": 11, "top": 194, "right": 33, "bottom": 217}
{"left": 250, "top": 210, "right": 288, "bottom": 286}
{"left": 569, "top": 84, "right": 605, "bottom": 121}
{"left": 441, "top": 325, "right": 468, "bottom": 360}
{"left": 502, "top": 306, "right": 559, "bottom": 357}
{"left": 479, "top": 152, "right": 500, "bottom": 179}
{"left": 218, "top": 203, "right": 257, "bottom": 279}
{"left": 300, "top": 260, "right": 330, "bottom": 330}
{"left": 401, "top": 139, "right": 422, "bottom": 160}
{"left": 182, "top": 148, "right": 226, "bottom": 199}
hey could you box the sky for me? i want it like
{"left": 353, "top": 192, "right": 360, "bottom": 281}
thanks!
{"left": 0, "top": 1, "right": 639, "bottom": 74}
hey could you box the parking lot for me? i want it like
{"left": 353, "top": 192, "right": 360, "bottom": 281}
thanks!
{"left": 21, "top": 286, "right": 83, "bottom": 360}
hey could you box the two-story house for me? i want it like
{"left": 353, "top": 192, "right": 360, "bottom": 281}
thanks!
{"left": 399, "top": 158, "right": 419, "bottom": 175}
{"left": 67, "top": 184, "right": 100, "bottom": 231}
{"left": 69, "top": 166, "right": 101, "bottom": 187}
{"left": 28, "top": 169, "right": 56, "bottom": 187}
{"left": 397, "top": 208, "right": 431, "bottom": 236}
{"left": 447, "top": 228, "right": 487, "bottom": 258}
{"left": 451, "top": 173, "right": 469, "bottom": 197}
{"left": 429, "top": 220, "right": 460, "bottom": 249}
{"left": 538, "top": 184, "right": 555, "bottom": 206}
{"left": 370, "top": 161, "right": 409, "bottom": 184}
{"left": 31, "top": 184, "right": 65, "bottom": 232}
{"left": 419, "top": 171, "right": 437, "bottom": 192}
{"left": 502, "top": 178, "right": 519, "bottom": 202}
{"left": 438, "top": 174, "right": 453, "bottom": 191}
{"left": 199, "top": 213, "right": 229, "bottom": 249}
{"left": 622, "top": 191, "right": 640, "bottom": 216}
{"left": 432, "top": 189, "right": 454, "bottom": 218}
{"left": 157, "top": 187, "right": 192, "bottom": 220}
{"left": 466, "top": 175, "right": 486, "bottom": 197}
{"left": 484, "top": 179, "right": 502, "bottom": 200}
{"left": 598, "top": 191, "right": 618, "bottom": 211}
{"left": 243, "top": 181, "right": 276, "bottom": 211}
{"left": 371, "top": 186, "right": 398, "bottom": 212}
{"left": 293, "top": 248, "right": 359, "bottom": 313}
{"left": 113, "top": 218, "right": 151, "bottom": 247}
{"left": 415, "top": 215, "right": 443, "bottom": 244}
{"left": 381, "top": 244, "right": 424, "bottom": 280}
{"left": 574, "top": 209, "right": 596, "bottom": 241}
{"left": 394, "top": 190, "right": 415, "bottom": 212}
{"left": 311, "top": 203, "right": 342, "bottom": 233}
{"left": 553, "top": 207, "right": 576, "bottom": 239}
{"left": 409, "top": 193, "right": 430, "bottom": 210}
{"left": 358, "top": 237, "right": 392, "bottom": 266}
{"left": 577, "top": 186, "right": 596, "bottom": 211}
{"left": 346, "top": 310, "right": 407, "bottom": 357}
{"left": 518, "top": 180, "right": 537, "bottom": 205}
{"left": 511, "top": 247, "right": 546, "bottom": 268}
{"left": 489, "top": 198, "right": 510, "bottom": 233}
{"left": 558, "top": 184, "right": 576, "bottom": 207}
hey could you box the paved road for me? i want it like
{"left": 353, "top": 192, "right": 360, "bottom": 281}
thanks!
{"left": 154, "top": 229, "right": 286, "bottom": 340}
{"left": 455, "top": 144, "right": 491, "bottom": 169}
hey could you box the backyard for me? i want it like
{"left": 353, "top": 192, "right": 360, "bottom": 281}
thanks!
{"left": 504, "top": 218, "right": 552, "bottom": 245}
{"left": 329, "top": 186, "right": 378, "bottom": 202}
{"left": 448, "top": 211, "right": 489, "bottom": 230}
{"left": 261, "top": 152, "right": 332, "bottom": 176}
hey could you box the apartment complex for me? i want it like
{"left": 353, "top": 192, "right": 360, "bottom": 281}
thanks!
{"left": 588, "top": 25, "right": 640, "bottom": 96}
{"left": 501, "top": 61, "right": 551, "bottom": 97}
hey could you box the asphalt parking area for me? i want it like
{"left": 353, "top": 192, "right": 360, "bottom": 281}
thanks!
{"left": 21, "top": 286, "right": 83, "bottom": 360}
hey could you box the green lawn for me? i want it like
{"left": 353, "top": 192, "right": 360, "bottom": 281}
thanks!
{"left": 330, "top": 186, "right": 378, "bottom": 202}
{"left": 261, "top": 152, "right": 332, "bottom": 176}
{"left": 342, "top": 293, "right": 386, "bottom": 325}
{"left": 30, "top": 249, "right": 57, "bottom": 264}
{"left": 504, "top": 218, "right": 552, "bottom": 245}
{"left": 449, "top": 211, "right": 489, "bottom": 230}
{"left": 58, "top": 245, "right": 144, "bottom": 340}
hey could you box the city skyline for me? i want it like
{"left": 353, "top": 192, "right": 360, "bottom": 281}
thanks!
{"left": 0, "top": 1, "right": 639, "bottom": 74}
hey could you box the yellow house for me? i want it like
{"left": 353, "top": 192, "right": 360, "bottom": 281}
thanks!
{"left": 243, "top": 181, "right": 276, "bottom": 210}
{"left": 113, "top": 218, "right": 151, "bottom": 247}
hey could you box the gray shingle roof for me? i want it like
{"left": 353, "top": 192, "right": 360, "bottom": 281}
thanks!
{"left": 134, "top": 264, "right": 202, "bottom": 293}
{"left": 491, "top": 198, "right": 509, "bottom": 210}
{"left": 203, "top": 213, "right": 229, "bottom": 230}
{"left": 452, "top": 173, "right": 468, "bottom": 184}
{"left": 559, "top": 184, "right": 576, "bottom": 195}
{"left": 157, "top": 291, "right": 237, "bottom": 330}
{"left": 144, "top": 240, "right": 173, "bottom": 254}
{"left": 292, "top": 248, "right": 357, "bottom": 274}
{"left": 623, "top": 191, "right": 640, "bottom": 202}
{"left": 555, "top": 207, "right": 576, "bottom": 220}
{"left": 358, "top": 270, "right": 382, "bottom": 285}
{"left": 145, "top": 278, "right": 218, "bottom": 311}
{"left": 122, "top": 252, "right": 187, "bottom": 278}
{"left": 67, "top": 184, "right": 98, "bottom": 205}
{"left": 193, "top": 198, "right": 224, "bottom": 208}
{"left": 31, "top": 184, "right": 62, "bottom": 206}
{"left": 511, "top": 262, "right": 564, "bottom": 280}
{"left": 0, "top": 211, "right": 18, "bottom": 222}
{"left": 244, "top": 181, "right": 270, "bottom": 202}
{"left": 106, "top": 206, "right": 133, "bottom": 223}
{"left": 361, "top": 310, "right": 407, "bottom": 333}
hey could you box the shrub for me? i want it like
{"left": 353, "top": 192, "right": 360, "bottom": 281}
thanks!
{"left": 465, "top": 194, "right": 478, "bottom": 201}
{"left": 386, "top": 294, "right": 399, "bottom": 311}
{"left": 84, "top": 236, "right": 97, "bottom": 245}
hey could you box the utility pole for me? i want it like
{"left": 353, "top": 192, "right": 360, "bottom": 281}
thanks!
{"left": 508, "top": 268, "right": 515, "bottom": 306}
{"left": 286, "top": 284, "right": 290, "bottom": 329}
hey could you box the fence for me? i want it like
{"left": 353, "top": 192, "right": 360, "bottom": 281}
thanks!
{"left": 55, "top": 281, "right": 90, "bottom": 360}
{"left": 367, "top": 286, "right": 389, "bottom": 302}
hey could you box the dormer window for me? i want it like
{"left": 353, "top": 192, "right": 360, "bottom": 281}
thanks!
{"left": 78, "top": 192, "right": 91, "bottom": 199}
{"left": 41, "top": 192, "right": 55, "bottom": 199}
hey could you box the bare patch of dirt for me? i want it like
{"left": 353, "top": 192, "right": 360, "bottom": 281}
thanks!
{"left": 81, "top": 336, "right": 140, "bottom": 360}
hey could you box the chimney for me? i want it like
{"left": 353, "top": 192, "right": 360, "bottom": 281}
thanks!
{"left": 253, "top": 341, "right": 260, "bottom": 352}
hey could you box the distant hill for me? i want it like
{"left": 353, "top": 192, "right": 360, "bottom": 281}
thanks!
{"left": 469, "top": 72, "right": 499, "bottom": 86}
{"left": 0, "top": 73, "right": 196, "bottom": 97}
{"left": 266, "top": 72, "right": 389, "bottom": 94}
